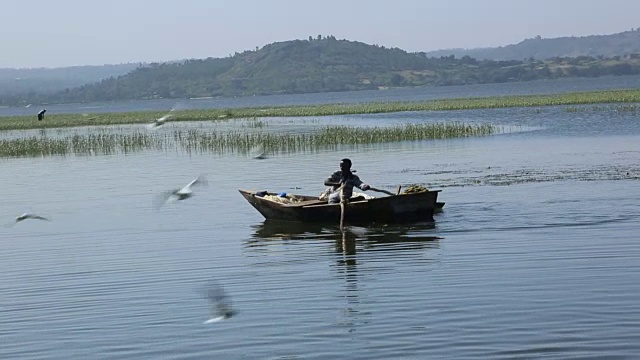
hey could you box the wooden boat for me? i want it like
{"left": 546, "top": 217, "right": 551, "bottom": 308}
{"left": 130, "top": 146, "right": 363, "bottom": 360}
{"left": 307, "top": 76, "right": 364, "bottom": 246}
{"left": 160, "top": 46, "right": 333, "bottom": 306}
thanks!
{"left": 239, "top": 189, "right": 443, "bottom": 225}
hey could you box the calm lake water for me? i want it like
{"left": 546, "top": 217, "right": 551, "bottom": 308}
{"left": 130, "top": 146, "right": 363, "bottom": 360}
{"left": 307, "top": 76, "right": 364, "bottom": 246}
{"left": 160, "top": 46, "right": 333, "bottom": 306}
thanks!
{"left": 1, "top": 78, "right": 640, "bottom": 359}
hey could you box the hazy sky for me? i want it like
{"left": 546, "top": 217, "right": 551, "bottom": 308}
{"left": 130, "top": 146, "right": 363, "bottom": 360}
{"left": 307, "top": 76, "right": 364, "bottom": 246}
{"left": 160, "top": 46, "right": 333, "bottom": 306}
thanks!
{"left": 2, "top": 0, "right": 639, "bottom": 68}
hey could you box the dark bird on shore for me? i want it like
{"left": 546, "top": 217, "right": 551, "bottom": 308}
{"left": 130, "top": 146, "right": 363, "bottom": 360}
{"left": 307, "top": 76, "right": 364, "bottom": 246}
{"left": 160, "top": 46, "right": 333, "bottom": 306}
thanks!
{"left": 37, "top": 109, "right": 46, "bottom": 121}
{"left": 154, "top": 174, "right": 208, "bottom": 208}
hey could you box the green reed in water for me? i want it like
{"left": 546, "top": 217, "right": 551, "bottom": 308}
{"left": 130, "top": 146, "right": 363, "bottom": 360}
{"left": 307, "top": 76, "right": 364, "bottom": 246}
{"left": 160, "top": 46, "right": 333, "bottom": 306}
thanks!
{"left": 565, "top": 104, "right": 639, "bottom": 112}
{"left": 0, "top": 122, "right": 497, "bottom": 158}
{"left": 1, "top": 89, "right": 640, "bottom": 131}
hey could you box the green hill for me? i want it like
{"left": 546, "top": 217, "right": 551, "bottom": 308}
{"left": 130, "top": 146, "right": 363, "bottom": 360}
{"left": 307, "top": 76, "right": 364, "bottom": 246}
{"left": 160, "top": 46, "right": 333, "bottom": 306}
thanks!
{"left": 6, "top": 37, "right": 443, "bottom": 104}
{"left": 423, "top": 29, "right": 640, "bottom": 60}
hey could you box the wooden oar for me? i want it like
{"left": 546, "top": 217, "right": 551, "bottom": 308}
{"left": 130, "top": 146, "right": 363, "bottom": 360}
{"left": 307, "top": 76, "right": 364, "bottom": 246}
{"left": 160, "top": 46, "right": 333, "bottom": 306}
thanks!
{"left": 339, "top": 184, "right": 346, "bottom": 230}
{"left": 368, "top": 187, "right": 396, "bottom": 196}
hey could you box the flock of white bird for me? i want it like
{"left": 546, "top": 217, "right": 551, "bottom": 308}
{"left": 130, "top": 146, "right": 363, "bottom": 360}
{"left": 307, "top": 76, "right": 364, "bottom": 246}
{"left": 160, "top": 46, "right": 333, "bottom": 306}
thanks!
{"left": 6, "top": 108, "right": 243, "bottom": 324}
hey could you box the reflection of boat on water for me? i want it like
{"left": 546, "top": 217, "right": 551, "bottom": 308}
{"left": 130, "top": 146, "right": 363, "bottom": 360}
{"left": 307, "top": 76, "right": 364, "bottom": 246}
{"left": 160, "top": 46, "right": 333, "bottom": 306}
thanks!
{"left": 245, "top": 219, "right": 442, "bottom": 334}
{"left": 247, "top": 220, "right": 442, "bottom": 251}
{"left": 251, "top": 220, "right": 332, "bottom": 240}
{"left": 239, "top": 189, "right": 443, "bottom": 225}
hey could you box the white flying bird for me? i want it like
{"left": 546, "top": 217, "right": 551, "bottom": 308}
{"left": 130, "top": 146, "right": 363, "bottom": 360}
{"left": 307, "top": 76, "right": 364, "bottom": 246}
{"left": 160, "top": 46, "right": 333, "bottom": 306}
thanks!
{"left": 147, "top": 104, "right": 181, "bottom": 129}
{"left": 203, "top": 282, "right": 236, "bottom": 324}
{"left": 147, "top": 112, "right": 174, "bottom": 129}
{"left": 154, "top": 175, "right": 208, "bottom": 208}
{"left": 253, "top": 151, "right": 267, "bottom": 160}
{"left": 249, "top": 144, "right": 268, "bottom": 160}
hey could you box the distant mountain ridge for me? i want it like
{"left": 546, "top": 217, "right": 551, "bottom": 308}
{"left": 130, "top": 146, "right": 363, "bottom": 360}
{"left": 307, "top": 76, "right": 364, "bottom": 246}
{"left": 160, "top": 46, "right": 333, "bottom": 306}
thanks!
{"left": 2, "top": 30, "right": 640, "bottom": 106}
{"left": 422, "top": 29, "right": 640, "bottom": 60}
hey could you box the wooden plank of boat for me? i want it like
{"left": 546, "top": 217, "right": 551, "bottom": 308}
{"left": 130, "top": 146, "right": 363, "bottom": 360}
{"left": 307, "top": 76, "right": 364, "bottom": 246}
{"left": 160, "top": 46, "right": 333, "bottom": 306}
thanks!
{"left": 284, "top": 195, "right": 444, "bottom": 211}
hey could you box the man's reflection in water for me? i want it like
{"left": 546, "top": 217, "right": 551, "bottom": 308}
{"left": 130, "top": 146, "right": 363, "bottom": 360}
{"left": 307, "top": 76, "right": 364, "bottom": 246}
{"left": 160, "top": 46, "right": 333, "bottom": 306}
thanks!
{"left": 335, "top": 227, "right": 362, "bottom": 332}
{"left": 336, "top": 228, "right": 357, "bottom": 265}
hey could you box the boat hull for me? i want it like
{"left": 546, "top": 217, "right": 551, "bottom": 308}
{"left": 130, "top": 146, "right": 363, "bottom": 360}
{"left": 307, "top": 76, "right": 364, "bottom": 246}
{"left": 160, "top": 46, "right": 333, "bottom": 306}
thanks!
{"left": 239, "top": 189, "right": 442, "bottom": 225}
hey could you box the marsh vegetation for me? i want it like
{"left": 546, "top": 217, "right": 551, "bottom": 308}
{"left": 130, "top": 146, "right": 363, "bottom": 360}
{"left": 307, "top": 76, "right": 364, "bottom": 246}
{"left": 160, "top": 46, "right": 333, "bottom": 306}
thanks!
{"left": 0, "top": 123, "right": 497, "bottom": 158}
{"left": 2, "top": 88, "right": 639, "bottom": 158}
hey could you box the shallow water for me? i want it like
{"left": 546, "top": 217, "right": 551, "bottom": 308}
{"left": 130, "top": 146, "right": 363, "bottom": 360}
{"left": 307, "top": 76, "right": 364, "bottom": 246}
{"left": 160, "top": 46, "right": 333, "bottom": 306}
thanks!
{"left": 1, "top": 81, "right": 640, "bottom": 359}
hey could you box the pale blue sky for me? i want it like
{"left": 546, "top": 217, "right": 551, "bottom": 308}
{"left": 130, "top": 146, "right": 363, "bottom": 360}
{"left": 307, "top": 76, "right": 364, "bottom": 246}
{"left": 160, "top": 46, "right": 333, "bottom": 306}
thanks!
{"left": 2, "top": 0, "right": 639, "bottom": 68}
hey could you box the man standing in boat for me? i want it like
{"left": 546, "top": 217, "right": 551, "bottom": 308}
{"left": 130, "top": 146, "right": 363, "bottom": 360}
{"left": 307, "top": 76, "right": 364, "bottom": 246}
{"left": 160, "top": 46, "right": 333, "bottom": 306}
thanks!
{"left": 322, "top": 158, "right": 370, "bottom": 203}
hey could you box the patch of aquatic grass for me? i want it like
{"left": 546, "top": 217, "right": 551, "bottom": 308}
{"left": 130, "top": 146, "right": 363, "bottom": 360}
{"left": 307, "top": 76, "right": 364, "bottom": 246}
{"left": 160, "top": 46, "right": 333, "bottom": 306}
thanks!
{"left": 0, "top": 133, "right": 170, "bottom": 157}
{"left": 313, "top": 123, "right": 496, "bottom": 144}
{"left": 0, "top": 122, "right": 497, "bottom": 158}
{"left": 565, "top": 106, "right": 581, "bottom": 112}
{"left": 164, "top": 123, "right": 497, "bottom": 155}
{"left": 1, "top": 88, "right": 640, "bottom": 131}
{"left": 241, "top": 119, "right": 268, "bottom": 128}
{"left": 591, "top": 104, "right": 638, "bottom": 112}
{"left": 566, "top": 104, "right": 639, "bottom": 112}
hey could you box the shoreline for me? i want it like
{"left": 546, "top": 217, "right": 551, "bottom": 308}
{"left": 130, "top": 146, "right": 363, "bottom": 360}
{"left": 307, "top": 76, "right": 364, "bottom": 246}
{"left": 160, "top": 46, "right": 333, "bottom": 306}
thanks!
{"left": 1, "top": 88, "right": 639, "bottom": 131}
